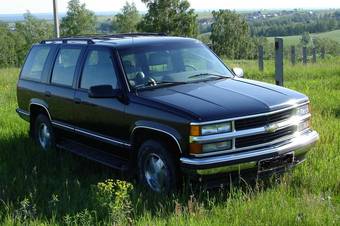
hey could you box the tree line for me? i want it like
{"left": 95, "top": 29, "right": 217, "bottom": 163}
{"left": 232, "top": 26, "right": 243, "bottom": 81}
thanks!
{"left": 250, "top": 11, "right": 340, "bottom": 37}
{"left": 0, "top": 0, "right": 339, "bottom": 68}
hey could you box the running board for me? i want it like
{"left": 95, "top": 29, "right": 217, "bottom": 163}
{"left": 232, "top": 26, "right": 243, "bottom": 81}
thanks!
{"left": 57, "top": 139, "right": 129, "bottom": 172}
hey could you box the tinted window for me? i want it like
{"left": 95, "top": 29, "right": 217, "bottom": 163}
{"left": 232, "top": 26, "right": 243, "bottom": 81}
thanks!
{"left": 80, "top": 49, "right": 118, "bottom": 89}
{"left": 21, "top": 46, "right": 51, "bottom": 81}
{"left": 51, "top": 47, "right": 81, "bottom": 86}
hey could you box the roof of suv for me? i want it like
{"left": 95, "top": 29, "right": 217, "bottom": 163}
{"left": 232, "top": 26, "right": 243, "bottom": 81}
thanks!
{"left": 40, "top": 33, "right": 200, "bottom": 49}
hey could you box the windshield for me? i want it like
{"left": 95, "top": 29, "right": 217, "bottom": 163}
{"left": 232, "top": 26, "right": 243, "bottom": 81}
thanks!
{"left": 119, "top": 40, "right": 233, "bottom": 89}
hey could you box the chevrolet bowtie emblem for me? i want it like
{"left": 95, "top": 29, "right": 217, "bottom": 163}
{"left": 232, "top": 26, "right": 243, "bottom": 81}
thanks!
{"left": 265, "top": 123, "right": 279, "bottom": 133}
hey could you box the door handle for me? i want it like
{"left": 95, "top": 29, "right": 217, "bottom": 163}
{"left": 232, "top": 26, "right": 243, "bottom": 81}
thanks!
{"left": 44, "top": 91, "right": 51, "bottom": 97}
{"left": 74, "top": 97, "right": 81, "bottom": 104}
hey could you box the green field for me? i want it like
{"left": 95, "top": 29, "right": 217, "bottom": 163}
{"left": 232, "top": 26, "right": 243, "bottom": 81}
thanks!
{"left": 268, "top": 29, "right": 340, "bottom": 46}
{"left": 199, "top": 29, "right": 340, "bottom": 46}
{"left": 0, "top": 59, "right": 339, "bottom": 225}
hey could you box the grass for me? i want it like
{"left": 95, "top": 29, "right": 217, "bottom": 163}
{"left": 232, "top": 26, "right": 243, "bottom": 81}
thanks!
{"left": 0, "top": 58, "right": 340, "bottom": 225}
{"left": 268, "top": 29, "right": 340, "bottom": 46}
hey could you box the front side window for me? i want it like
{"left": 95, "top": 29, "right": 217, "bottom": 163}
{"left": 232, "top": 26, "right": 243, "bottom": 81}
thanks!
{"left": 51, "top": 47, "right": 81, "bottom": 86}
{"left": 21, "top": 46, "right": 51, "bottom": 81}
{"left": 80, "top": 49, "right": 118, "bottom": 90}
{"left": 119, "top": 40, "right": 232, "bottom": 89}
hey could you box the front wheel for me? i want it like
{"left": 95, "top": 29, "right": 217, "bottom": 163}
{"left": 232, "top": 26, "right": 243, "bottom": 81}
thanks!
{"left": 33, "top": 114, "right": 55, "bottom": 151}
{"left": 137, "top": 140, "right": 178, "bottom": 193}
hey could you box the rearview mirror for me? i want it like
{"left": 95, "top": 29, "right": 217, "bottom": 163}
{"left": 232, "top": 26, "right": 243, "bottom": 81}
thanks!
{"left": 88, "top": 85, "right": 122, "bottom": 98}
{"left": 232, "top": 67, "right": 244, "bottom": 78}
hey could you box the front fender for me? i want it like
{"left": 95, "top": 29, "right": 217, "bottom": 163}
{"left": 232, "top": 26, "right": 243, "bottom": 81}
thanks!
{"left": 130, "top": 120, "right": 184, "bottom": 153}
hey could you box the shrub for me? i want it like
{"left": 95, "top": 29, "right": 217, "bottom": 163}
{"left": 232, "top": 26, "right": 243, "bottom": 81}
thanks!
{"left": 94, "top": 179, "right": 133, "bottom": 225}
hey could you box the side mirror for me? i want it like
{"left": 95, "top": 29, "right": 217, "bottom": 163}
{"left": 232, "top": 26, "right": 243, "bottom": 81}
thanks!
{"left": 88, "top": 85, "right": 122, "bottom": 98}
{"left": 232, "top": 67, "right": 244, "bottom": 78}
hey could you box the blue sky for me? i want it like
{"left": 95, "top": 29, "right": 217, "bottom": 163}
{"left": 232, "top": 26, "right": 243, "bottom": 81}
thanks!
{"left": 0, "top": 0, "right": 340, "bottom": 14}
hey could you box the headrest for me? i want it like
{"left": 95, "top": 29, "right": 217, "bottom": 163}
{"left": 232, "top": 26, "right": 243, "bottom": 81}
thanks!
{"left": 148, "top": 52, "right": 169, "bottom": 65}
{"left": 123, "top": 60, "right": 133, "bottom": 68}
{"left": 97, "top": 51, "right": 112, "bottom": 65}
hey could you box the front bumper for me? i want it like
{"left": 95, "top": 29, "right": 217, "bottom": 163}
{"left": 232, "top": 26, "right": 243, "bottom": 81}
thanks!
{"left": 180, "top": 130, "right": 319, "bottom": 175}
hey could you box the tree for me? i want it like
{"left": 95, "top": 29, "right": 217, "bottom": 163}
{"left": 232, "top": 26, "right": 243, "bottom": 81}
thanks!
{"left": 0, "top": 23, "right": 17, "bottom": 67}
{"left": 61, "top": 0, "right": 96, "bottom": 36}
{"left": 115, "top": 2, "right": 140, "bottom": 33}
{"left": 15, "top": 11, "right": 53, "bottom": 64}
{"left": 210, "top": 10, "right": 252, "bottom": 59}
{"left": 138, "top": 0, "right": 198, "bottom": 37}
{"left": 313, "top": 37, "right": 340, "bottom": 56}
{"left": 300, "top": 32, "right": 312, "bottom": 47}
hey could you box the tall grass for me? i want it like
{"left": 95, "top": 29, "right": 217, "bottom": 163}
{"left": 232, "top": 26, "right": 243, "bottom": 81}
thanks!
{"left": 0, "top": 58, "right": 339, "bottom": 225}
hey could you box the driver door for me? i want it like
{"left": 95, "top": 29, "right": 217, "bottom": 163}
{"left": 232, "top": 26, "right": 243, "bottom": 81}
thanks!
{"left": 73, "top": 46, "right": 129, "bottom": 147}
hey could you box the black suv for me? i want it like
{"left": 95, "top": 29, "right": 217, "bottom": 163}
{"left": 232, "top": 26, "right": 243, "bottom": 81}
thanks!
{"left": 16, "top": 34, "right": 319, "bottom": 193}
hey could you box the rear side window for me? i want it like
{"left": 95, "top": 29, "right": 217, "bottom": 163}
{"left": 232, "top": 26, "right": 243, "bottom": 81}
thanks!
{"left": 21, "top": 46, "right": 51, "bottom": 81}
{"left": 51, "top": 47, "right": 82, "bottom": 86}
{"left": 80, "top": 49, "right": 118, "bottom": 89}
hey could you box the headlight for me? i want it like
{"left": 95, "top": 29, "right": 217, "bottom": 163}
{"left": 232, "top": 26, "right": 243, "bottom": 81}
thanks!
{"left": 189, "top": 122, "right": 233, "bottom": 154}
{"left": 296, "top": 104, "right": 309, "bottom": 116}
{"left": 202, "top": 140, "right": 232, "bottom": 153}
{"left": 200, "top": 122, "right": 232, "bottom": 136}
{"left": 297, "top": 120, "right": 310, "bottom": 132}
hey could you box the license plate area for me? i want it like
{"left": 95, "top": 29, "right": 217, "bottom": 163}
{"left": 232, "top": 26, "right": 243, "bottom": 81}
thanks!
{"left": 258, "top": 152, "right": 294, "bottom": 173}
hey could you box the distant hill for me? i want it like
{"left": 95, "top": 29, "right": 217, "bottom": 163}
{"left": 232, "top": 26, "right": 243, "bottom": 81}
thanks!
{"left": 268, "top": 29, "right": 340, "bottom": 45}
{"left": 0, "top": 12, "right": 117, "bottom": 22}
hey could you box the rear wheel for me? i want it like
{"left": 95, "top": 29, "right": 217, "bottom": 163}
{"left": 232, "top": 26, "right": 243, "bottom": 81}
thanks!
{"left": 137, "top": 140, "right": 178, "bottom": 193}
{"left": 33, "top": 114, "right": 55, "bottom": 151}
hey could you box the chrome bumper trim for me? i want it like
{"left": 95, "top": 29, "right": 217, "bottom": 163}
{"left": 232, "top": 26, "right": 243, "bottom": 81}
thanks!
{"left": 181, "top": 130, "right": 319, "bottom": 167}
{"left": 196, "top": 161, "right": 257, "bottom": 175}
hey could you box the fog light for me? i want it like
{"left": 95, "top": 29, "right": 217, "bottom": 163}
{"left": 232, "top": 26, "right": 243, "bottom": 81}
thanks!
{"left": 202, "top": 140, "right": 232, "bottom": 153}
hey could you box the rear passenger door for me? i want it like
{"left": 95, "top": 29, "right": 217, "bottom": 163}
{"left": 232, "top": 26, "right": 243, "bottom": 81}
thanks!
{"left": 73, "top": 46, "right": 128, "bottom": 147}
{"left": 46, "top": 45, "right": 85, "bottom": 124}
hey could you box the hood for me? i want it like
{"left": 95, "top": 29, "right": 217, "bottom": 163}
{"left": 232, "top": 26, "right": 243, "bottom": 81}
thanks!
{"left": 138, "top": 78, "right": 308, "bottom": 121}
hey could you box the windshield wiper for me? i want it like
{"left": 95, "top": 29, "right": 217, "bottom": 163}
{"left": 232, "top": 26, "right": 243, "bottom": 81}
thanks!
{"left": 156, "top": 81, "right": 188, "bottom": 85}
{"left": 188, "top": 73, "right": 229, "bottom": 79}
{"left": 135, "top": 80, "right": 187, "bottom": 89}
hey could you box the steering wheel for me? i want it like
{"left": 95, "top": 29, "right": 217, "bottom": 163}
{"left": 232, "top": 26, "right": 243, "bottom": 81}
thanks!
{"left": 146, "top": 76, "right": 157, "bottom": 86}
{"left": 135, "top": 71, "right": 157, "bottom": 87}
{"left": 184, "top": 64, "right": 198, "bottom": 71}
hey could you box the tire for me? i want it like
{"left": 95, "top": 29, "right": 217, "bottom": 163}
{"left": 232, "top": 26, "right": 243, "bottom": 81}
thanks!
{"left": 33, "top": 114, "right": 55, "bottom": 151}
{"left": 137, "top": 140, "right": 178, "bottom": 193}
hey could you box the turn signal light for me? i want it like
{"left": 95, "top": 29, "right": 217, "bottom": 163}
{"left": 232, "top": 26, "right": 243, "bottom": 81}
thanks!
{"left": 190, "top": 125, "right": 201, "bottom": 136}
{"left": 189, "top": 143, "right": 202, "bottom": 154}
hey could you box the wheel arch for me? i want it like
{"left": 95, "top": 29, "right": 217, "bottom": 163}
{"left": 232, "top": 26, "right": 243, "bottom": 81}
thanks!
{"left": 130, "top": 122, "right": 184, "bottom": 158}
{"left": 29, "top": 100, "right": 52, "bottom": 134}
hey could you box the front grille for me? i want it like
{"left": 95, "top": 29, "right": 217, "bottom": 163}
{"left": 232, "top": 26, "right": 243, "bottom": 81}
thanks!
{"left": 235, "top": 108, "right": 295, "bottom": 131}
{"left": 235, "top": 126, "right": 296, "bottom": 148}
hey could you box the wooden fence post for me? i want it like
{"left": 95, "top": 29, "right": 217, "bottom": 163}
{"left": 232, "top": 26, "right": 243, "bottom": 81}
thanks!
{"left": 275, "top": 38, "right": 284, "bottom": 86}
{"left": 258, "top": 45, "right": 264, "bottom": 71}
{"left": 321, "top": 47, "right": 325, "bottom": 59}
{"left": 312, "top": 48, "right": 317, "bottom": 63}
{"left": 291, "top": 46, "right": 296, "bottom": 65}
{"left": 302, "top": 47, "right": 307, "bottom": 65}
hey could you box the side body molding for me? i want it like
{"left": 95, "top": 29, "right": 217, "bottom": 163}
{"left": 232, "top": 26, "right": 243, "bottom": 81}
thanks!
{"left": 130, "top": 120, "right": 183, "bottom": 153}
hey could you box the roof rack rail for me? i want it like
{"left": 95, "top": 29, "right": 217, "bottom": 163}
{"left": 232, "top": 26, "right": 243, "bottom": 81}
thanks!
{"left": 40, "top": 32, "right": 168, "bottom": 44}
{"left": 40, "top": 38, "right": 95, "bottom": 44}
{"left": 70, "top": 32, "right": 168, "bottom": 39}
{"left": 106, "top": 32, "right": 168, "bottom": 37}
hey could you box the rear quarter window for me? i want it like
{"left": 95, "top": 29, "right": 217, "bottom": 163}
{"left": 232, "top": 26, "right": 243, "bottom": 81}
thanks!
{"left": 21, "top": 46, "right": 51, "bottom": 81}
